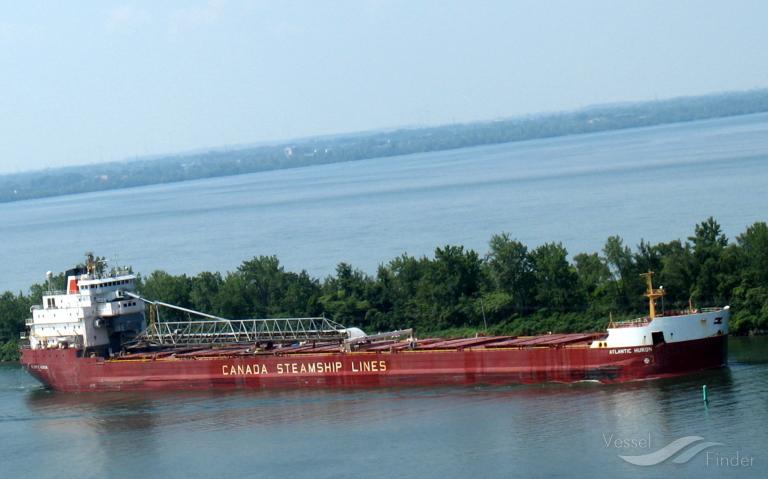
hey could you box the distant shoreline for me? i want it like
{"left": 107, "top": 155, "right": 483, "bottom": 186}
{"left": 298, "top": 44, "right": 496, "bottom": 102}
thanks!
{"left": 3, "top": 88, "right": 768, "bottom": 204}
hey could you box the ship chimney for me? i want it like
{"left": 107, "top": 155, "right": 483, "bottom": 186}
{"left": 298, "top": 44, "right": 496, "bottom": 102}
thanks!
{"left": 68, "top": 276, "right": 79, "bottom": 294}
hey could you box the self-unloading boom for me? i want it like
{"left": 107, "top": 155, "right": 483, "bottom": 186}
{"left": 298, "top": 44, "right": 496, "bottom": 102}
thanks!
{"left": 121, "top": 291, "right": 412, "bottom": 349}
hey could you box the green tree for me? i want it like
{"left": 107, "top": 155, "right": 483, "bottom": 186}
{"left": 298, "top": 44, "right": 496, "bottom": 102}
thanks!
{"left": 530, "top": 242, "right": 579, "bottom": 311}
{"left": 237, "top": 255, "right": 290, "bottom": 317}
{"left": 282, "top": 270, "right": 322, "bottom": 317}
{"left": 320, "top": 263, "right": 375, "bottom": 328}
{"left": 485, "top": 233, "right": 535, "bottom": 313}
{"left": 375, "top": 254, "right": 429, "bottom": 330}
{"left": 603, "top": 235, "right": 642, "bottom": 311}
{"left": 189, "top": 271, "right": 223, "bottom": 315}
{"left": 729, "top": 222, "right": 768, "bottom": 333}
{"left": 736, "top": 221, "right": 768, "bottom": 286}
{"left": 689, "top": 217, "right": 728, "bottom": 305}
{"left": 215, "top": 272, "right": 250, "bottom": 319}
{"left": 417, "top": 245, "right": 483, "bottom": 330}
{"left": 139, "top": 271, "right": 192, "bottom": 320}
{"left": 0, "top": 292, "right": 31, "bottom": 344}
{"left": 657, "top": 240, "right": 695, "bottom": 308}
{"left": 573, "top": 252, "right": 611, "bottom": 313}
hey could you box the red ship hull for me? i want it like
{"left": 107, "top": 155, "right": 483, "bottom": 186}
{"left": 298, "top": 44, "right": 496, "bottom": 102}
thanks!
{"left": 20, "top": 335, "right": 727, "bottom": 392}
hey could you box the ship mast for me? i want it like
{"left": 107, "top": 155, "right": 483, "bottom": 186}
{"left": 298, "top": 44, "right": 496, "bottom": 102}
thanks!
{"left": 85, "top": 251, "right": 97, "bottom": 276}
{"left": 640, "top": 271, "right": 665, "bottom": 319}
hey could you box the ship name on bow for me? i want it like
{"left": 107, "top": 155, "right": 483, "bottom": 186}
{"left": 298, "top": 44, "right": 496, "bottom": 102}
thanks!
{"left": 609, "top": 346, "right": 653, "bottom": 355}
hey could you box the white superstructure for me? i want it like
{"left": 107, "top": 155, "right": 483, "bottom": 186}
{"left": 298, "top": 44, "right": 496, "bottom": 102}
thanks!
{"left": 590, "top": 272, "right": 730, "bottom": 349}
{"left": 591, "top": 307, "right": 729, "bottom": 349}
{"left": 27, "top": 253, "right": 146, "bottom": 354}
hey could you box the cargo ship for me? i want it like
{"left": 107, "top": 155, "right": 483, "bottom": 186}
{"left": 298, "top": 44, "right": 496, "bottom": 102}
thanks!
{"left": 20, "top": 254, "right": 730, "bottom": 392}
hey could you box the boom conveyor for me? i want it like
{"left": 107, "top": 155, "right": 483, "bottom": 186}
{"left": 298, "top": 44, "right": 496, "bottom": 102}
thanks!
{"left": 121, "top": 291, "right": 411, "bottom": 349}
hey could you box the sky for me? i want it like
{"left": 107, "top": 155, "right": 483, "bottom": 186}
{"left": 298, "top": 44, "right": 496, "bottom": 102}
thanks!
{"left": 0, "top": 0, "right": 767, "bottom": 174}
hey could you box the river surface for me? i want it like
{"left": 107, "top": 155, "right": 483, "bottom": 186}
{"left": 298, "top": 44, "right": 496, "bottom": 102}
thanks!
{"left": 2, "top": 117, "right": 768, "bottom": 477}
{"left": 0, "top": 337, "right": 765, "bottom": 478}
{"left": 2, "top": 113, "right": 768, "bottom": 291}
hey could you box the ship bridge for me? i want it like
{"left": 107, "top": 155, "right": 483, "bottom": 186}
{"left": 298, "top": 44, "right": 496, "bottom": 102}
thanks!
{"left": 26, "top": 253, "right": 146, "bottom": 353}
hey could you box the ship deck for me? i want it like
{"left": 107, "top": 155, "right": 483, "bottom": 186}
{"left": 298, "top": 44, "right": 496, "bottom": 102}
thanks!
{"left": 115, "top": 332, "right": 606, "bottom": 361}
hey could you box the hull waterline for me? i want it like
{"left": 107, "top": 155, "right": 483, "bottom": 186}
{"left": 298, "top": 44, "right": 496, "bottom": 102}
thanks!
{"left": 21, "top": 335, "right": 728, "bottom": 392}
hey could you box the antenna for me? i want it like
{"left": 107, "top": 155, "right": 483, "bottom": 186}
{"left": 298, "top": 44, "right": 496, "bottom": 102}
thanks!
{"left": 640, "top": 271, "right": 665, "bottom": 319}
{"left": 660, "top": 285, "right": 664, "bottom": 314}
{"left": 85, "top": 251, "right": 96, "bottom": 275}
{"left": 111, "top": 252, "right": 120, "bottom": 275}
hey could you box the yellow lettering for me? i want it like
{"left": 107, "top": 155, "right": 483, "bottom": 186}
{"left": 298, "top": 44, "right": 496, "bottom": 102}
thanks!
{"left": 351, "top": 361, "right": 359, "bottom": 372}
{"left": 222, "top": 365, "right": 229, "bottom": 376}
{"left": 277, "top": 364, "right": 284, "bottom": 374}
{"left": 370, "top": 361, "right": 378, "bottom": 372}
{"left": 246, "top": 364, "right": 253, "bottom": 375}
{"left": 335, "top": 361, "right": 342, "bottom": 372}
{"left": 362, "top": 361, "right": 371, "bottom": 372}
{"left": 379, "top": 360, "right": 387, "bottom": 371}
{"left": 261, "top": 364, "right": 268, "bottom": 374}
{"left": 291, "top": 363, "right": 298, "bottom": 374}
{"left": 307, "top": 363, "right": 316, "bottom": 373}
{"left": 300, "top": 363, "right": 307, "bottom": 374}
{"left": 236, "top": 365, "right": 245, "bottom": 375}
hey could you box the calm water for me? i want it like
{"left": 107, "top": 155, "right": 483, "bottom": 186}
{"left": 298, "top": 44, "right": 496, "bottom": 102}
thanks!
{"left": 2, "top": 114, "right": 768, "bottom": 292}
{"left": 1, "top": 337, "right": 766, "bottom": 478}
{"left": 2, "top": 121, "right": 768, "bottom": 477}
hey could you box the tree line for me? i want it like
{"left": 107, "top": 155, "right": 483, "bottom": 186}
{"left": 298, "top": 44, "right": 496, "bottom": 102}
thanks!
{"left": 3, "top": 89, "right": 768, "bottom": 203}
{"left": 1, "top": 217, "right": 766, "bottom": 360}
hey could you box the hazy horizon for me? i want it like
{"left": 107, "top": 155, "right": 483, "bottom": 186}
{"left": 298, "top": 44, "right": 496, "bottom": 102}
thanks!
{"left": 2, "top": 1, "right": 767, "bottom": 174}
{"left": 4, "top": 88, "right": 763, "bottom": 178}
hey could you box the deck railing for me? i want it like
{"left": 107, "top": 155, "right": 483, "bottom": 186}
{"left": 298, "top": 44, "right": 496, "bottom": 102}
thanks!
{"left": 609, "top": 306, "right": 725, "bottom": 328}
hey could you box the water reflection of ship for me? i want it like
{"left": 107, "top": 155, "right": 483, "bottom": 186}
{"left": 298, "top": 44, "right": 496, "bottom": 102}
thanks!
{"left": 25, "top": 389, "right": 158, "bottom": 433}
{"left": 23, "top": 388, "right": 160, "bottom": 476}
{"left": 22, "top": 384, "right": 641, "bottom": 432}
{"left": 20, "top": 367, "right": 745, "bottom": 476}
